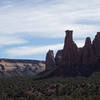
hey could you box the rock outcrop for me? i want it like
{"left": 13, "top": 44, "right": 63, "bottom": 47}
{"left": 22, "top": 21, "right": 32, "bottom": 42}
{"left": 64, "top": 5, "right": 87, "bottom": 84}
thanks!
{"left": 92, "top": 32, "right": 100, "bottom": 57}
{"left": 45, "top": 30, "right": 100, "bottom": 77}
{"left": 45, "top": 50, "right": 56, "bottom": 70}
{"left": 61, "top": 30, "right": 79, "bottom": 67}
{"left": 55, "top": 50, "right": 63, "bottom": 66}
{"left": 81, "top": 37, "right": 94, "bottom": 65}
{"left": 0, "top": 59, "right": 45, "bottom": 77}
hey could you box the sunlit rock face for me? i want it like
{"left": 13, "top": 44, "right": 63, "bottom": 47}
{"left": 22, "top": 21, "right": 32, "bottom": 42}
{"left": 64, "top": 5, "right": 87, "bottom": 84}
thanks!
{"left": 0, "top": 59, "right": 45, "bottom": 77}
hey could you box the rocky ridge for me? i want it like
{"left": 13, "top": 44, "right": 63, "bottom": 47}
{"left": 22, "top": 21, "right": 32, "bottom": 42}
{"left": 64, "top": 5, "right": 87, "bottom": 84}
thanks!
{"left": 45, "top": 30, "right": 100, "bottom": 77}
{"left": 0, "top": 59, "right": 45, "bottom": 76}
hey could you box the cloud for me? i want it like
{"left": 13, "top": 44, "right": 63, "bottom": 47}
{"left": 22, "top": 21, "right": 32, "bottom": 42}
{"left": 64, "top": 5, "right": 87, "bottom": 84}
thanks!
{"left": 75, "top": 19, "right": 100, "bottom": 26}
{"left": 5, "top": 39, "right": 84, "bottom": 57}
{"left": 0, "top": 0, "right": 100, "bottom": 59}
{"left": 75, "top": 40, "right": 85, "bottom": 47}
{"left": 5, "top": 44, "right": 63, "bottom": 56}
{"left": 0, "top": 0, "right": 100, "bottom": 38}
{"left": 0, "top": 34, "right": 28, "bottom": 47}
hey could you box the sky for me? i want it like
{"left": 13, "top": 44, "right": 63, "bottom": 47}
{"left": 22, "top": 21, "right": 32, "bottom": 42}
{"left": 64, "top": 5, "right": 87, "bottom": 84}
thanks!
{"left": 0, "top": 0, "right": 100, "bottom": 60}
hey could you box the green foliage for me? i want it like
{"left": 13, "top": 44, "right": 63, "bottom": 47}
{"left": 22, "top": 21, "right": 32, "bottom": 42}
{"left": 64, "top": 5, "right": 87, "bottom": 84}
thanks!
{"left": 0, "top": 72, "right": 100, "bottom": 100}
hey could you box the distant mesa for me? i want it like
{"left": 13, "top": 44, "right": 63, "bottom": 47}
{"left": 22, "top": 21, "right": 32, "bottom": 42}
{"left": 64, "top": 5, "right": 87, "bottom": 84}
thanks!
{"left": 0, "top": 59, "right": 45, "bottom": 77}
{"left": 45, "top": 30, "right": 100, "bottom": 77}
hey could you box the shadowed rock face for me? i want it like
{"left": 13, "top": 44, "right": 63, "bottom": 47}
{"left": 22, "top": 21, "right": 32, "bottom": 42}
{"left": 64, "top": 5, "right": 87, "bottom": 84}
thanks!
{"left": 92, "top": 32, "right": 100, "bottom": 57}
{"left": 45, "top": 50, "right": 56, "bottom": 70}
{"left": 81, "top": 37, "right": 94, "bottom": 65}
{"left": 55, "top": 50, "right": 63, "bottom": 66}
{"left": 46, "top": 30, "right": 100, "bottom": 77}
{"left": 62, "top": 30, "right": 79, "bottom": 66}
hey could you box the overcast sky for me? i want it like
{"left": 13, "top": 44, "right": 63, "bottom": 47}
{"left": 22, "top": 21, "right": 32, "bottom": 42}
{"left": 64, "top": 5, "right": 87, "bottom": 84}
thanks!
{"left": 0, "top": 0, "right": 100, "bottom": 60}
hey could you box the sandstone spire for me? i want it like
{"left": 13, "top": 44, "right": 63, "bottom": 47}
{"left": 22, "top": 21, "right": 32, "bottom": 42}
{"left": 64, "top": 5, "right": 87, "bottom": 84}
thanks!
{"left": 82, "top": 37, "right": 94, "bottom": 65}
{"left": 55, "top": 50, "right": 63, "bottom": 66}
{"left": 92, "top": 32, "right": 100, "bottom": 57}
{"left": 45, "top": 30, "right": 100, "bottom": 77}
{"left": 61, "top": 30, "right": 79, "bottom": 66}
{"left": 45, "top": 50, "right": 56, "bottom": 70}
{"left": 85, "top": 37, "right": 91, "bottom": 46}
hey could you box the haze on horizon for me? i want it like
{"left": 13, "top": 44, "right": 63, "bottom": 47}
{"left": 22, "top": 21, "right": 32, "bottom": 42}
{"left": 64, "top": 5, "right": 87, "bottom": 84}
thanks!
{"left": 0, "top": 0, "right": 100, "bottom": 60}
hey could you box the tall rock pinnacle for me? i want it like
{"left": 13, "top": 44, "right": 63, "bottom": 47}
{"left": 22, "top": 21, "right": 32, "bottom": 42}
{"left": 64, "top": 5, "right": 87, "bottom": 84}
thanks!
{"left": 45, "top": 50, "right": 56, "bottom": 70}
{"left": 55, "top": 50, "right": 63, "bottom": 66}
{"left": 85, "top": 37, "right": 91, "bottom": 46}
{"left": 61, "top": 30, "right": 79, "bottom": 66}
{"left": 92, "top": 32, "right": 100, "bottom": 57}
{"left": 82, "top": 37, "right": 94, "bottom": 65}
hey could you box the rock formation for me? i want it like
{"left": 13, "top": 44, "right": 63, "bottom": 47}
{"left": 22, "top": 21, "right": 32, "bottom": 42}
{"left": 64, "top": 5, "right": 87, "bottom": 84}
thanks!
{"left": 55, "top": 50, "right": 63, "bottom": 66}
{"left": 92, "top": 32, "right": 100, "bottom": 57}
{"left": 1, "top": 30, "right": 99, "bottom": 77}
{"left": 81, "top": 37, "right": 94, "bottom": 65}
{"left": 0, "top": 59, "right": 45, "bottom": 77}
{"left": 45, "top": 30, "right": 100, "bottom": 77}
{"left": 45, "top": 50, "right": 56, "bottom": 70}
{"left": 61, "top": 30, "right": 79, "bottom": 66}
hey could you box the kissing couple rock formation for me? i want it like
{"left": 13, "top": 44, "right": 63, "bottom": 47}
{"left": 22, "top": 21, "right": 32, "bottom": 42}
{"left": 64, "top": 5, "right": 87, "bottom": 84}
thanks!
{"left": 45, "top": 30, "right": 100, "bottom": 77}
